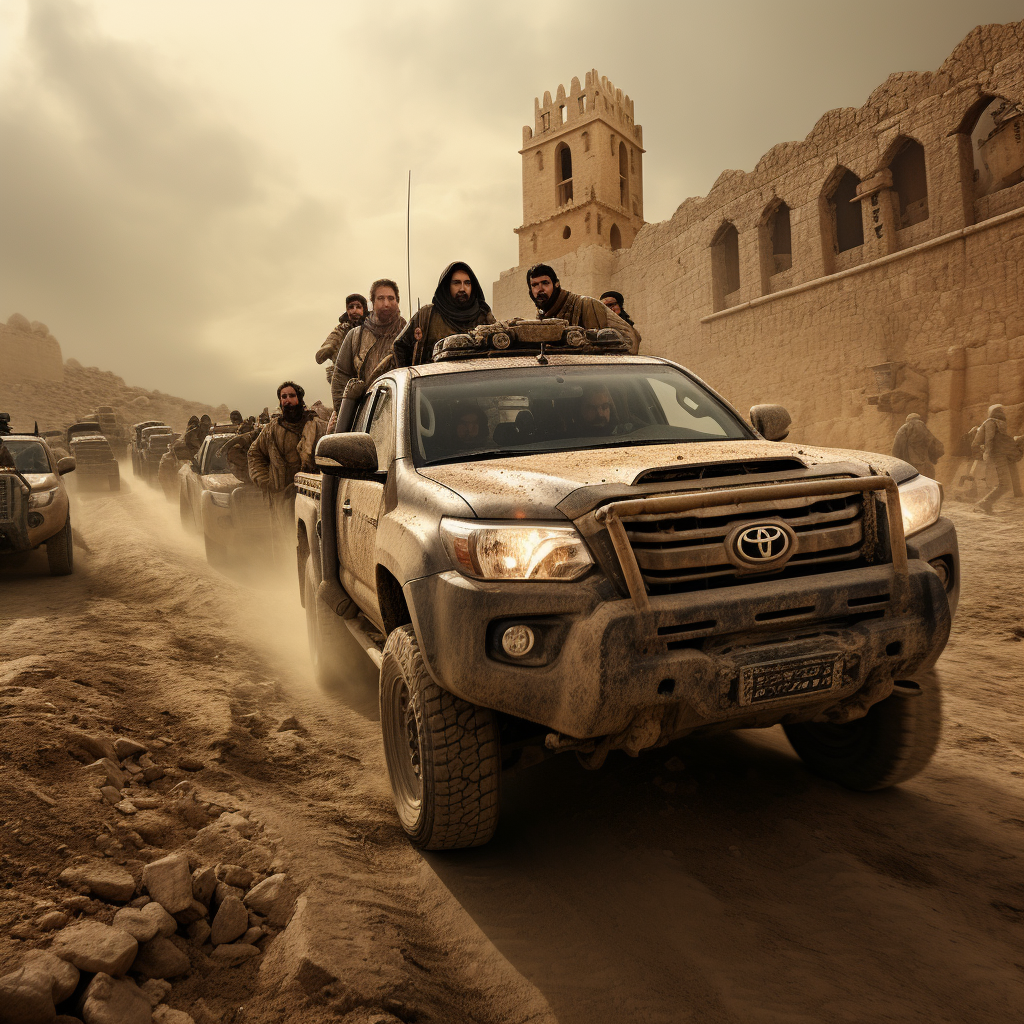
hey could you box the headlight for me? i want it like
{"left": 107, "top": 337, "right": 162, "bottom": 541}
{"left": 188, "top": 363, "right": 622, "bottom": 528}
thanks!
{"left": 896, "top": 474, "right": 942, "bottom": 538}
{"left": 209, "top": 490, "right": 231, "bottom": 507}
{"left": 440, "top": 519, "right": 593, "bottom": 581}
{"left": 28, "top": 487, "right": 58, "bottom": 509}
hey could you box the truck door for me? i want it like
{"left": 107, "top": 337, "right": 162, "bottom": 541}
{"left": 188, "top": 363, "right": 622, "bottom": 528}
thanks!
{"left": 338, "top": 384, "right": 393, "bottom": 628}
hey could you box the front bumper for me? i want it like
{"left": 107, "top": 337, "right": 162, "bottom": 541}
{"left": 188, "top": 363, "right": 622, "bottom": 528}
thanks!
{"left": 405, "top": 550, "right": 953, "bottom": 741}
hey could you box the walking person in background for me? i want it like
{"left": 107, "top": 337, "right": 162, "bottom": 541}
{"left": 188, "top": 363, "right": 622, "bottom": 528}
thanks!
{"left": 972, "top": 404, "right": 1022, "bottom": 514}
{"left": 891, "top": 412, "right": 944, "bottom": 478}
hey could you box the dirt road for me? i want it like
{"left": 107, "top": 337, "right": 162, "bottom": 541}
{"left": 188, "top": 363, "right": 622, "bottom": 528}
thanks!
{"left": 2, "top": 480, "right": 1022, "bottom": 1024}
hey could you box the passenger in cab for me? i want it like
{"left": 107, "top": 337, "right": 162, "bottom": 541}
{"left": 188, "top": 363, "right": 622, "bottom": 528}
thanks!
{"left": 394, "top": 262, "right": 495, "bottom": 367}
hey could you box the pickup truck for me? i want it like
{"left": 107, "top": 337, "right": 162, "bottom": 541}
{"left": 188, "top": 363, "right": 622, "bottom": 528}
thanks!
{"left": 294, "top": 319, "right": 958, "bottom": 850}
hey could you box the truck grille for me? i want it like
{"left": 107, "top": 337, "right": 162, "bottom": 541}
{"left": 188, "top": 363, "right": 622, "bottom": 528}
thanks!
{"left": 622, "top": 488, "right": 872, "bottom": 595}
{"left": 0, "top": 475, "right": 12, "bottom": 522}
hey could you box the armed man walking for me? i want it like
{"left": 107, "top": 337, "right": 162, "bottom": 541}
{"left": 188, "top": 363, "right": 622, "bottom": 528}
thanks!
{"left": 526, "top": 264, "right": 639, "bottom": 353}
{"left": 248, "top": 382, "right": 327, "bottom": 535}
{"left": 330, "top": 279, "right": 407, "bottom": 409}
{"left": 393, "top": 262, "right": 496, "bottom": 366}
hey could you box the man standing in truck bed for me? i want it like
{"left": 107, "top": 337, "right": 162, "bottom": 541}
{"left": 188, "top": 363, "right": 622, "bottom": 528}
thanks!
{"left": 393, "top": 262, "right": 496, "bottom": 367}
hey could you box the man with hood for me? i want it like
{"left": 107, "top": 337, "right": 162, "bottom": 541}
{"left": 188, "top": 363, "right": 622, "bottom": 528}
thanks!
{"left": 891, "top": 412, "right": 944, "bottom": 478}
{"left": 393, "top": 262, "right": 496, "bottom": 367}
{"left": 331, "top": 279, "right": 407, "bottom": 410}
{"left": 248, "top": 382, "right": 327, "bottom": 522}
{"left": 316, "top": 293, "right": 368, "bottom": 384}
{"left": 600, "top": 290, "right": 642, "bottom": 347}
{"left": 229, "top": 410, "right": 244, "bottom": 431}
{"left": 527, "top": 265, "right": 638, "bottom": 353}
{"left": 972, "top": 404, "right": 1022, "bottom": 513}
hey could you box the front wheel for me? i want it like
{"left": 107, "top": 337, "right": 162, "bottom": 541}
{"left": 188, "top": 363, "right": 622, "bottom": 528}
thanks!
{"left": 47, "top": 519, "right": 74, "bottom": 576}
{"left": 783, "top": 669, "right": 942, "bottom": 791}
{"left": 380, "top": 625, "right": 500, "bottom": 850}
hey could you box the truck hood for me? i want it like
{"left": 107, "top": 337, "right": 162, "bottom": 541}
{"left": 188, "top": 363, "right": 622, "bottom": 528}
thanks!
{"left": 201, "top": 473, "right": 240, "bottom": 493}
{"left": 416, "top": 440, "right": 916, "bottom": 520}
{"left": 25, "top": 473, "right": 59, "bottom": 491}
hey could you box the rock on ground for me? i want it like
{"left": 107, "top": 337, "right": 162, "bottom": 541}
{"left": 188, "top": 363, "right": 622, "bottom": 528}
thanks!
{"left": 191, "top": 865, "right": 217, "bottom": 905}
{"left": 210, "top": 943, "right": 261, "bottom": 967}
{"left": 243, "top": 873, "right": 298, "bottom": 927}
{"left": 0, "top": 959, "right": 75, "bottom": 1024}
{"left": 210, "top": 896, "right": 248, "bottom": 945}
{"left": 50, "top": 920, "right": 138, "bottom": 976}
{"left": 58, "top": 861, "right": 135, "bottom": 902}
{"left": 132, "top": 936, "right": 191, "bottom": 980}
{"left": 142, "top": 852, "right": 193, "bottom": 913}
{"left": 79, "top": 973, "right": 152, "bottom": 1024}
{"left": 153, "top": 1007, "right": 197, "bottom": 1024}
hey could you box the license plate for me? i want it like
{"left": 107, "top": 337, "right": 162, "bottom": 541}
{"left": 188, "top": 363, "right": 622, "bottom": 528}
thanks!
{"left": 738, "top": 655, "right": 844, "bottom": 705}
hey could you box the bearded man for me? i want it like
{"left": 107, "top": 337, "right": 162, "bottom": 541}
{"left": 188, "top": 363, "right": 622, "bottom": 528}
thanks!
{"left": 394, "top": 262, "right": 495, "bottom": 366}
{"left": 248, "top": 382, "right": 327, "bottom": 524}
{"left": 316, "top": 293, "right": 368, "bottom": 384}
{"left": 331, "top": 279, "right": 407, "bottom": 410}
{"left": 527, "top": 264, "right": 638, "bottom": 353}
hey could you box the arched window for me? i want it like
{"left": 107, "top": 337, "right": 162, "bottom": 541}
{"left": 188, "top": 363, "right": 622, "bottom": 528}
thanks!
{"left": 710, "top": 222, "right": 740, "bottom": 311}
{"left": 556, "top": 143, "right": 573, "bottom": 206}
{"left": 958, "top": 95, "right": 1024, "bottom": 199}
{"left": 609, "top": 224, "right": 622, "bottom": 250}
{"left": 562, "top": 225, "right": 571, "bottom": 240}
{"left": 582, "top": 131, "right": 590, "bottom": 153}
{"left": 766, "top": 201, "right": 792, "bottom": 273}
{"left": 827, "top": 169, "right": 864, "bottom": 253}
{"left": 618, "top": 142, "right": 628, "bottom": 206}
{"left": 535, "top": 150, "right": 543, "bottom": 173}
{"left": 889, "top": 139, "right": 929, "bottom": 227}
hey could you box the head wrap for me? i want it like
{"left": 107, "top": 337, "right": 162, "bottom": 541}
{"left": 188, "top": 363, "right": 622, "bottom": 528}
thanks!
{"left": 988, "top": 404, "right": 1006, "bottom": 420}
{"left": 600, "top": 290, "right": 635, "bottom": 327}
{"left": 431, "top": 262, "right": 492, "bottom": 333}
{"left": 341, "top": 294, "right": 368, "bottom": 323}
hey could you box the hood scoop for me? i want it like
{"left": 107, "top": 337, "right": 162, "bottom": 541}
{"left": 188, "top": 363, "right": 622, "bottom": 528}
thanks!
{"left": 632, "top": 458, "right": 806, "bottom": 486}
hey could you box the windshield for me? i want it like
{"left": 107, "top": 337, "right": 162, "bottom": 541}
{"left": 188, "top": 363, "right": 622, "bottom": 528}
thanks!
{"left": 201, "top": 435, "right": 234, "bottom": 473}
{"left": 3, "top": 440, "right": 52, "bottom": 474}
{"left": 411, "top": 364, "right": 750, "bottom": 466}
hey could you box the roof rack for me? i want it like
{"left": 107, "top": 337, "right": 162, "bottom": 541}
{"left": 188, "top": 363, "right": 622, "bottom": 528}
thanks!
{"left": 432, "top": 318, "right": 631, "bottom": 362}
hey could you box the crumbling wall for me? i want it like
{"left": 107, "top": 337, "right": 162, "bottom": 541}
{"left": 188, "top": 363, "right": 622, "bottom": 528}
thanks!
{"left": 493, "top": 21, "right": 1024, "bottom": 475}
{"left": 0, "top": 313, "right": 64, "bottom": 383}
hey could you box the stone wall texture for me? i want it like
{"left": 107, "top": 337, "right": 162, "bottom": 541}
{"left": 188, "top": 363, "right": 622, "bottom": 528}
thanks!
{"left": 493, "top": 22, "right": 1024, "bottom": 476}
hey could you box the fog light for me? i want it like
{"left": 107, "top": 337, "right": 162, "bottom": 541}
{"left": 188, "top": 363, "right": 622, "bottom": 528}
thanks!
{"left": 501, "top": 625, "right": 535, "bottom": 658}
{"left": 28, "top": 512, "right": 44, "bottom": 528}
{"left": 928, "top": 557, "right": 951, "bottom": 591}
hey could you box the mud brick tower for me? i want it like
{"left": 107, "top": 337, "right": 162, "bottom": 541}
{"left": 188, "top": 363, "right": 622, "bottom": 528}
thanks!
{"left": 516, "top": 71, "right": 645, "bottom": 265}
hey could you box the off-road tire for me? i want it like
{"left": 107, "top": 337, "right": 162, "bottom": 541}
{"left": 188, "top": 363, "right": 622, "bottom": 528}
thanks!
{"left": 47, "top": 519, "right": 74, "bottom": 576}
{"left": 303, "top": 556, "right": 348, "bottom": 689}
{"left": 380, "top": 624, "right": 500, "bottom": 850}
{"left": 783, "top": 669, "right": 942, "bottom": 790}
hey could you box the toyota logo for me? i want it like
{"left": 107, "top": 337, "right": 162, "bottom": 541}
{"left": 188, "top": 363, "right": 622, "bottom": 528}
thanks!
{"left": 728, "top": 521, "right": 795, "bottom": 569}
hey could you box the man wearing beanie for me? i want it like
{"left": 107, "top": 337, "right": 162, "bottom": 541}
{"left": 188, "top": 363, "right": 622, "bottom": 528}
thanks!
{"left": 316, "top": 293, "right": 369, "bottom": 383}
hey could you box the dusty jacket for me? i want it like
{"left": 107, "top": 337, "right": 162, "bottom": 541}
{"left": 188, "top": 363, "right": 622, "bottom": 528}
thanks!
{"left": 247, "top": 412, "right": 326, "bottom": 493}
{"left": 316, "top": 315, "right": 361, "bottom": 383}
{"left": 540, "top": 288, "right": 639, "bottom": 353}
{"left": 973, "top": 414, "right": 1020, "bottom": 461}
{"left": 331, "top": 316, "right": 407, "bottom": 410}
{"left": 891, "top": 415, "right": 944, "bottom": 469}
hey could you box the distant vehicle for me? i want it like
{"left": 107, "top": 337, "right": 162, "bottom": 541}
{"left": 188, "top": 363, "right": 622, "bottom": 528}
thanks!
{"left": 0, "top": 430, "right": 77, "bottom": 575}
{"left": 84, "top": 406, "right": 128, "bottom": 459}
{"left": 131, "top": 421, "right": 165, "bottom": 476}
{"left": 139, "top": 427, "right": 174, "bottom": 483}
{"left": 179, "top": 431, "right": 270, "bottom": 565}
{"left": 66, "top": 422, "right": 120, "bottom": 491}
{"left": 296, "top": 318, "right": 959, "bottom": 850}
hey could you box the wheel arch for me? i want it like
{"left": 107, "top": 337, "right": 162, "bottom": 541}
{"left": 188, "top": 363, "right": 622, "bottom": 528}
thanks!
{"left": 376, "top": 565, "right": 412, "bottom": 636}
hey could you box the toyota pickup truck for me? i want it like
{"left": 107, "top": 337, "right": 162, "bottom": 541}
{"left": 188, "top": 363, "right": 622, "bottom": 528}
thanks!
{"left": 294, "top": 319, "right": 958, "bottom": 851}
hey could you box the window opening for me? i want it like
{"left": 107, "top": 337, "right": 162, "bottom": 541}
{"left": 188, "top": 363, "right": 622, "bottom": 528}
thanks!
{"left": 563, "top": 225, "right": 571, "bottom": 240}
{"left": 609, "top": 224, "right": 622, "bottom": 250}
{"left": 582, "top": 130, "right": 590, "bottom": 152}
{"left": 967, "top": 96, "right": 1024, "bottom": 197}
{"left": 767, "top": 201, "right": 792, "bottom": 273}
{"left": 556, "top": 144, "right": 573, "bottom": 206}
{"left": 829, "top": 169, "right": 864, "bottom": 252}
{"left": 618, "top": 141, "right": 628, "bottom": 206}
{"left": 889, "top": 140, "right": 929, "bottom": 227}
{"left": 710, "top": 222, "right": 741, "bottom": 311}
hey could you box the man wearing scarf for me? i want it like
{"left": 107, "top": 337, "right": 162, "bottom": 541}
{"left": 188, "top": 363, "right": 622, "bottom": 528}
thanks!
{"left": 316, "top": 293, "right": 368, "bottom": 384}
{"left": 393, "top": 262, "right": 495, "bottom": 367}
{"left": 331, "top": 279, "right": 407, "bottom": 411}
{"left": 600, "top": 290, "right": 643, "bottom": 347}
{"left": 526, "top": 264, "right": 639, "bottom": 353}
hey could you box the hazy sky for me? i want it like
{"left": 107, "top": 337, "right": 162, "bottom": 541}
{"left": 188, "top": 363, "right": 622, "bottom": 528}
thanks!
{"left": 1, "top": 0, "right": 1021, "bottom": 411}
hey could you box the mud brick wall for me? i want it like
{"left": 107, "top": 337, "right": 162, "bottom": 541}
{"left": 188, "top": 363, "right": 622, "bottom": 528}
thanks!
{"left": 494, "top": 22, "right": 1024, "bottom": 476}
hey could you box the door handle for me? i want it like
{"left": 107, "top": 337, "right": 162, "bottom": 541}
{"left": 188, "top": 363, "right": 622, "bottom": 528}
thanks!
{"left": 342, "top": 499, "right": 352, "bottom": 517}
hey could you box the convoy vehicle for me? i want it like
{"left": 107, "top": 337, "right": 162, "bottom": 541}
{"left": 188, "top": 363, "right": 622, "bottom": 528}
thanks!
{"left": 295, "top": 319, "right": 958, "bottom": 850}
{"left": 178, "top": 431, "right": 269, "bottom": 565}
{"left": 66, "top": 422, "right": 120, "bottom": 491}
{"left": 139, "top": 426, "right": 175, "bottom": 483}
{"left": 0, "top": 425, "right": 77, "bottom": 575}
{"left": 131, "top": 421, "right": 165, "bottom": 476}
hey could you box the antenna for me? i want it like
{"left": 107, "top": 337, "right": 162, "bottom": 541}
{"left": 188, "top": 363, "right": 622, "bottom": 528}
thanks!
{"left": 406, "top": 170, "right": 412, "bottom": 321}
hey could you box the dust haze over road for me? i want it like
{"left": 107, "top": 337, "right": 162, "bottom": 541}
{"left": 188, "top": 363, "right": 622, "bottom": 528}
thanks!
{"left": 2, "top": 474, "right": 1022, "bottom": 1023}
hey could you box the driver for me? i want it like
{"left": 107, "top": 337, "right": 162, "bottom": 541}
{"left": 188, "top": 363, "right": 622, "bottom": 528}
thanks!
{"left": 452, "top": 404, "right": 486, "bottom": 449}
{"left": 577, "top": 385, "right": 616, "bottom": 436}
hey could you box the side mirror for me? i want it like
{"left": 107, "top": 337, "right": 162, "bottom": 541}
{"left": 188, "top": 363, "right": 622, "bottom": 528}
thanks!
{"left": 316, "top": 433, "right": 378, "bottom": 475}
{"left": 57, "top": 457, "right": 76, "bottom": 475}
{"left": 750, "top": 404, "right": 792, "bottom": 442}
